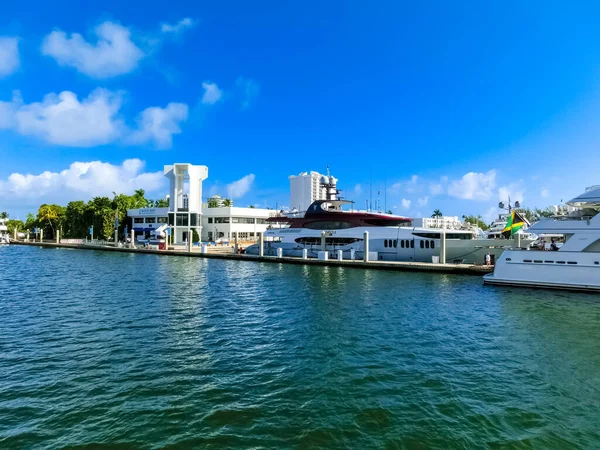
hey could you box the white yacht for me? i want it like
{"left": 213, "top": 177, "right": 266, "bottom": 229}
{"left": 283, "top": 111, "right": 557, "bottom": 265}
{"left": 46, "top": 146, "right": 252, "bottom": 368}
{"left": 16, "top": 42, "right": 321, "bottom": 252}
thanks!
{"left": 484, "top": 186, "right": 600, "bottom": 291}
{"left": 485, "top": 213, "right": 537, "bottom": 241}
{"left": 0, "top": 218, "right": 9, "bottom": 244}
{"left": 245, "top": 178, "right": 534, "bottom": 264}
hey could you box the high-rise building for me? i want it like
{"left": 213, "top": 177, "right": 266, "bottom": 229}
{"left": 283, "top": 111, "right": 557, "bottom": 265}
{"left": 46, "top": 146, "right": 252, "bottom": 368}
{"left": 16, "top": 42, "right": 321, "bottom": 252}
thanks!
{"left": 289, "top": 171, "right": 329, "bottom": 212}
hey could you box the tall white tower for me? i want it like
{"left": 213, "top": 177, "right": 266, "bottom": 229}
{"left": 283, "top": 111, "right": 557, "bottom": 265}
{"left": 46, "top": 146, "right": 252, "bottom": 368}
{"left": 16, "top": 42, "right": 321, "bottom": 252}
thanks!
{"left": 289, "top": 171, "right": 329, "bottom": 212}
{"left": 164, "top": 163, "right": 208, "bottom": 244}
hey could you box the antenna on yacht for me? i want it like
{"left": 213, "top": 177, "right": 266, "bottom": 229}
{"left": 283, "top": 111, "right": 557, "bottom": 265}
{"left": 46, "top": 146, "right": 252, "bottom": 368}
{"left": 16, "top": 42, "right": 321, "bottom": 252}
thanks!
{"left": 369, "top": 169, "right": 372, "bottom": 212}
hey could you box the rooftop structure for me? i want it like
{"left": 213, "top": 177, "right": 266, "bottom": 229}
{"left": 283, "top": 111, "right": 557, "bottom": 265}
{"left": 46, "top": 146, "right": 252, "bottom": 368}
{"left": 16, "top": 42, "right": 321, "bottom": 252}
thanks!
{"left": 289, "top": 171, "right": 335, "bottom": 213}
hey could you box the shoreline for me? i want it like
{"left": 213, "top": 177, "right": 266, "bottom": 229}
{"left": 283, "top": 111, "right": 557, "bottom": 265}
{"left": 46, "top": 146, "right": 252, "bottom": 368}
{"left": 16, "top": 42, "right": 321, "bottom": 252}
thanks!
{"left": 8, "top": 241, "right": 493, "bottom": 276}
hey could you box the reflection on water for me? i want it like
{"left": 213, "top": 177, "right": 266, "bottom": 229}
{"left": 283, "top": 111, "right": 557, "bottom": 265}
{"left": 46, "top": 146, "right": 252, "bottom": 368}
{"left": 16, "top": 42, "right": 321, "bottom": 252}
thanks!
{"left": 0, "top": 245, "right": 599, "bottom": 449}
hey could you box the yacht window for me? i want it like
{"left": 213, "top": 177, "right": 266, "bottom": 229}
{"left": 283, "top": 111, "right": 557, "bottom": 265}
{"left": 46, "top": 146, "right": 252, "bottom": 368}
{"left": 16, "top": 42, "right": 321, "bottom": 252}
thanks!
{"left": 410, "top": 240, "right": 414, "bottom": 248}
{"left": 401, "top": 240, "right": 405, "bottom": 248}
{"left": 506, "top": 258, "right": 512, "bottom": 261}
{"left": 393, "top": 239, "right": 397, "bottom": 248}
{"left": 425, "top": 240, "right": 430, "bottom": 249}
{"left": 384, "top": 240, "right": 388, "bottom": 248}
{"left": 544, "top": 261, "right": 554, "bottom": 264}
{"left": 595, "top": 262, "right": 599, "bottom": 265}
{"left": 431, "top": 240, "right": 435, "bottom": 249}
{"left": 567, "top": 261, "right": 577, "bottom": 265}
{"left": 305, "top": 221, "right": 355, "bottom": 230}
{"left": 420, "top": 240, "right": 424, "bottom": 249}
{"left": 533, "top": 260, "right": 543, "bottom": 263}
{"left": 524, "top": 259, "right": 532, "bottom": 263}
{"left": 556, "top": 261, "right": 565, "bottom": 264}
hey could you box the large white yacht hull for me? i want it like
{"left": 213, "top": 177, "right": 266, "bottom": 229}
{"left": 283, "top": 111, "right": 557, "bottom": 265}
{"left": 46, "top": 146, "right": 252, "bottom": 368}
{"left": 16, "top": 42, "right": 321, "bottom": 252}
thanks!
{"left": 484, "top": 250, "right": 600, "bottom": 292}
{"left": 244, "top": 228, "right": 532, "bottom": 265}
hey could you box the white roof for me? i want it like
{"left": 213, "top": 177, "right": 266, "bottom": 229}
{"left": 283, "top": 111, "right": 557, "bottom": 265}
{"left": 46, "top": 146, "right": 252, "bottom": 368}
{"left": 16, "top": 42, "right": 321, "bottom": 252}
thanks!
{"left": 567, "top": 187, "right": 600, "bottom": 207}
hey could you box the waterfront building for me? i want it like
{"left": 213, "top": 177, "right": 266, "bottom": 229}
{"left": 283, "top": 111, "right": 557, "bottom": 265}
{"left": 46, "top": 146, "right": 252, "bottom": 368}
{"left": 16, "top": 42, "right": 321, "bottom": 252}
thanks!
{"left": 289, "top": 171, "right": 331, "bottom": 213}
{"left": 128, "top": 207, "right": 169, "bottom": 239}
{"left": 202, "top": 206, "right": 278, "bottom": 242}
{"left": 164, "top": 163, "right": 208, "bottom": 244}
{"left": 128, "top": 163, "right": 208, "bottom": 244}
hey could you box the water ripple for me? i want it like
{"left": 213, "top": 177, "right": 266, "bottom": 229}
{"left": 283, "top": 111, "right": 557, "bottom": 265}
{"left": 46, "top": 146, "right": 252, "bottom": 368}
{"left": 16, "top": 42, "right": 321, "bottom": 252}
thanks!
{"left": 1, "top": 245, "right": 600, "bottom": 449}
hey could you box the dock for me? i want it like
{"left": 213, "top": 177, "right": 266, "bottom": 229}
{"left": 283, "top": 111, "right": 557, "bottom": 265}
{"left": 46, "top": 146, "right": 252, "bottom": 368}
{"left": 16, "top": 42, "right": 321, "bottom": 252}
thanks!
{"left": 9, "top": 241, "right": 493, "bottom": 275}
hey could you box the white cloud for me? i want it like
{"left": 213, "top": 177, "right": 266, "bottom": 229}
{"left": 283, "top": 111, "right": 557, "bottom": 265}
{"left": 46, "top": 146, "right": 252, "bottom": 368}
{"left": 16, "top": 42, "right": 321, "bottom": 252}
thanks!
{"left": 14, "top": 89, "right": 125, "bottom": 147}
{"left": 429, "top": 183, "right": 443, "bottom": 195}
{"left": 129, "top": 102, "right": 188, "bottom": 149}
{"left": 226, "top": 174, "right": 255, "bottom": 199}
{"left": 161, "top": 18, "right": 195, "bottom": 34}
{"left": 201, "top": 81, "right": 223, "bottom": 105}
{"left": 482, "top": 206, "right": 499, "bottom": 225}
{"left": 541, "top": 189, "right": 549, "bottom": 198}
{"left": 498, "top": 183, "right": 523, "bottom": 205}
{"left": 0, "top": 88, "right": 187, "bottom": 148}
{"left": 0, "top": 159, "right": 165, "bottom": 205}
{"left": 236, "top": 77, "right": 260, "bottom": 108}
{"left": 448, "top": 170, "right": 496, "bottom": 200}
{"left": 401, "top": 198, "right": 411, "bottom": 209}
{"left": 410, "top": 175, "right": 418, "bottom": 184}
{"left": 42, "top": 21, "right": 144, "bottom": 78}
{"left": 417, "top": 196, "right": 429, "bottom": 206}
{"left": 0, "top": 37, "right": 20, "bottom": 77}
{"left": 354, "top": 184, "right": 362, "bottom": 195}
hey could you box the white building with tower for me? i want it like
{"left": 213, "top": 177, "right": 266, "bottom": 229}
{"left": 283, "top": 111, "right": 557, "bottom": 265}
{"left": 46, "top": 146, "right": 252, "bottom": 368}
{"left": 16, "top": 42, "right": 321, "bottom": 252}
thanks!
{"left": 289, "top": 171, "right": 334, "bottom": 213}
{"left": 164, "top": 163, "right": 209, "bottom": 244}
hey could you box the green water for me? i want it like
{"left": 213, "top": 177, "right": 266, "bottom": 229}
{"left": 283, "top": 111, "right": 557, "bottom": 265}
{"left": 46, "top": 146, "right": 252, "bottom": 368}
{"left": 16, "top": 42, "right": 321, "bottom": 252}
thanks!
{"left": 1, "top": 245, "right": 599, "bottom": 449}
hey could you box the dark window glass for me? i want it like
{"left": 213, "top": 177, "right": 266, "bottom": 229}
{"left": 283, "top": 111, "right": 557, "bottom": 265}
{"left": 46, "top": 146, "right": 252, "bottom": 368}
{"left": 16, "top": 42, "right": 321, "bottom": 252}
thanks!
{"left": 401, "top": 240, "right": 404, "bottom": 248}
{"left": 145, "top": 217, "right": 156, "bottom": 224}
{"left": 168, "top": 213, "right": 174, "bottom": 226}
{"left": 134, "top": 218, "right": 144, "bottom": 223}
{"left": 363, "top": 219, "right": 411, "bottom": 226}
{"left": 431, "top": 240, "right": 435, "bottom": 249}
{"left": 295, "top": 237, "right": 361, "bottom": 245}
{"left": 384, "top": 240, "right": 388, "bottom": 248}
{"left": 190, "top": 214, "right": 198, "bottom": 226}
{"left": 176, "top": 213, "right": 189, "bottom": 226}
{"left": 411, "top": 240, "right": 414, "bottom": 248}
{"left": 157, "top": 217, "right": 168, "bottom": 224}
{"left": 208, "top": 217, "right": 213, "bottom": 223}
{"left": 425, "top": 240, "right": 429, "bottom": 249}
{"left": 305, "top": 221, "right": 356, "bottom": 230}
{"left": 393, "top": 239, "right": 397, "bottom": 248}
{"left": 256, "top": 218, "right": 268, "bottom": 224}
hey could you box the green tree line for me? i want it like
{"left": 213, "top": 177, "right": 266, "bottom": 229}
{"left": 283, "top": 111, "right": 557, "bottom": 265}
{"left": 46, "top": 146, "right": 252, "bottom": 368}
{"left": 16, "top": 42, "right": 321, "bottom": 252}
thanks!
{"left": 4, "top": 190, "right": 168, "bottom": 240}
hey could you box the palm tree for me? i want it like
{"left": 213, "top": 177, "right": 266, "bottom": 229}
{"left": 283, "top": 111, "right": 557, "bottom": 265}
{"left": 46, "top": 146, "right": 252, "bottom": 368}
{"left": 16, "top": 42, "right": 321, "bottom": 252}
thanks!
{"left": 222, "top": 198, "right": 233, "bottom": 207}
{"left": 0, "top": 212, "right": 8, "bottom": 219}
{"left": 431, "top": 209, "right": 442, "bottom": 218}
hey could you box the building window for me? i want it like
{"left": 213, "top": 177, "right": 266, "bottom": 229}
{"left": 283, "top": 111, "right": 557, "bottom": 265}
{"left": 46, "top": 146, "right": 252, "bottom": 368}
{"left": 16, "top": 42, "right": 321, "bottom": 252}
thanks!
{"left": 157, "top": 217, "right": 168, "bottom": 224}
{"left": 208, "top": 218, "right": 213, "bottom": 223}
{"left": 145, "top": 217, "right": 156, "bottom": 224}
{"left": 215, "top": 217, "right": 230, "bottom": 224}
{"left": 190, "top": 214, "right": 198, "bottom": 227}
{"left": 256, "top": 218, "right": 268, "bottom": 224}
{"left": 134, "top": 218, "right": 144, "bottom": 224}
{"left": 176, "top": 213, "right": 189, "bottom": 226}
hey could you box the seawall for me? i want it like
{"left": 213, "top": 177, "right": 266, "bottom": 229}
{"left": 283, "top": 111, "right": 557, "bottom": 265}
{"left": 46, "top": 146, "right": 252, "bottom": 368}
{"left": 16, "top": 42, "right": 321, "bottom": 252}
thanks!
{"left": 9, "top": 241, "right": 493, "bottom": 276}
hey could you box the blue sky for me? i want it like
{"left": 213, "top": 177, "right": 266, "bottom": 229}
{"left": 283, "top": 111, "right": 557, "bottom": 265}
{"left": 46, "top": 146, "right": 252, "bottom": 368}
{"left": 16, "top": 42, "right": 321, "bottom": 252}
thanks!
{"left": 1, "top": 1, "right": 600, "bottom": 221}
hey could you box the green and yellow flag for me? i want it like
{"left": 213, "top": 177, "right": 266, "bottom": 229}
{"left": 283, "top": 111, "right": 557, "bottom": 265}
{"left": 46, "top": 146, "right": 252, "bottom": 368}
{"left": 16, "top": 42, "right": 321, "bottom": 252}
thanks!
{"left": 502, "top": 211, "right": 528, "bottom": 238}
